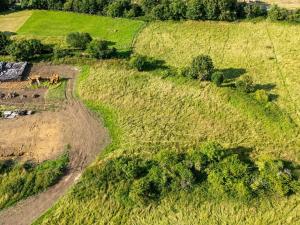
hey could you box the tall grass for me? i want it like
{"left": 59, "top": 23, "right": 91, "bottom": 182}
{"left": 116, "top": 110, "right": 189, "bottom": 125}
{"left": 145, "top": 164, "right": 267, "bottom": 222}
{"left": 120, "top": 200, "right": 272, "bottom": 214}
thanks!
{"left": 0, "top": 153, "right": 69, "bottom": 210}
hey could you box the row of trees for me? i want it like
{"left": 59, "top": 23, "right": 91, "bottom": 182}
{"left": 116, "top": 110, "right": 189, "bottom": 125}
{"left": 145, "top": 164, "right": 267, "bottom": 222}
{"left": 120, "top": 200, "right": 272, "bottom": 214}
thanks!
{"left": 0, "top": 31, "right": 117, "bottom": 61}
{"left": 78, "top": 142, "right": 299, "bottom": 206}
{"left": 18, "top": 0, "right": 299, "bottom": 22}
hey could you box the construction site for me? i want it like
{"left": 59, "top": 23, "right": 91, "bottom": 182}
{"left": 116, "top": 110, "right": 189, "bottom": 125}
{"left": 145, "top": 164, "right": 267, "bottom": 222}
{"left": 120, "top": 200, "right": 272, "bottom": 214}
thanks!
{"left": 0, "top": 63, "right": 108, "bottom": 163}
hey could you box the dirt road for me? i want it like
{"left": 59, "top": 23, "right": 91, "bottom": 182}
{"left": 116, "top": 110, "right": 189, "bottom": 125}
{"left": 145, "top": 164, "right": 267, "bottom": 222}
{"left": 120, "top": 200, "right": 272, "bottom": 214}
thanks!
{"left": 0, "top": 65, "right": 110, "bottom": 225}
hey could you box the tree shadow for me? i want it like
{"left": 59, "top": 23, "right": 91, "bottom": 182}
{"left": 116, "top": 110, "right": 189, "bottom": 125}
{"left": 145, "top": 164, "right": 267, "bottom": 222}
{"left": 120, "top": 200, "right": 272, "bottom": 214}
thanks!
{"left": 219, "top": 68, "right": 246, "bottom": 80}
{"left": 2, "top": 31, "right": 16, "bottom": 37}
{"left": 144, "top": 59, "right": 169, "bottom": 71}
{"left": 226, "top": 146, "right": 254, "bottom": 163}
{"left": 116, "top": 49, "right": 132, "bottom": 59}
{"left": 254, "top": 83, "right": 276, "bottom": 91}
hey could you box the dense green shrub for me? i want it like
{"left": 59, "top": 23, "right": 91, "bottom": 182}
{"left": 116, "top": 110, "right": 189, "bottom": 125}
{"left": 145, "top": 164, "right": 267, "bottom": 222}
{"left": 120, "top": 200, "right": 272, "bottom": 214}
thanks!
{"left": 141, "top": 0, "right": 160, "bottom": 14}
{"left": 87, "top": 40, "right": 116, "bottom": 59}
{"left": 169, "top": 0, "right": 187, "bottom": 20}
{"left": 66, "top": 32, "right": 92, "bottom": 50}
{"left": 244, "top": 3, "right": 267, "bottom": 19}
{"left": 53, "top": 47, "right": 74, "bottom": 59}
{"left": 187, "top": 0, "right": 206, "bottom": 20}
{"left": 83, "top": 141, "right": 299, "bottom": 206}
{"left": 0, "top": 153, "right": 69, "bottom": 209}
{"left": 183, "top": 55, "right": 214, "bottom": 80}
{"left": 255, "top": 90, "right": 270, "bottom": 103}
{"left": 207, "top": 154, "right": 253, "bottom": 200}
{"left": 0, "top": 32, "right": 11, "bottom": 55}
{"left": 268, "top": 5, "right": 289, "bottom": 21}
{"left": 129, "top": 54, "right": 149, "bottom": 71}
{"left": 236, "top": 75, "right": 255, "bottom": 93}
{"left": 252, "top": 159, "right": 297, "bottom": 196}
{"left": 106, "top": 0, "right": 131, "bottom": 18}
{"left": 6, "top": 39, "right": 47, "bottom": 61}
{"left": 211, "top": 71, "right": 224, "bottom": 86}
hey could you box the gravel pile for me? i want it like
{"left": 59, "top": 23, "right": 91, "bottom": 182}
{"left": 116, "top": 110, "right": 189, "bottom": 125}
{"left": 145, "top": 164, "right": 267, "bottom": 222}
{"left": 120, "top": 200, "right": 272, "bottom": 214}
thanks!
{"left": 0, "top": 62, "right": 28, "bottom": 82}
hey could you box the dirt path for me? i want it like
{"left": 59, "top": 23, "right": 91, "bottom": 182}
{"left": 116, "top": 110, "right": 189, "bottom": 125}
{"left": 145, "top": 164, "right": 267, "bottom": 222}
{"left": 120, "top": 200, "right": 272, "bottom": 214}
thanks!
{"left": 0, "top": 65, "right": 110, "bottom": 225}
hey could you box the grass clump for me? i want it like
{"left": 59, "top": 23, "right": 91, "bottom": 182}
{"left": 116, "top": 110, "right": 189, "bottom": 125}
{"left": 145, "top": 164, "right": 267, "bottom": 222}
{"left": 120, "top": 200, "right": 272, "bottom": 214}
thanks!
{"left": 0, "top": 153, "right": 69, "bottom": 210}
{"left": 46, "top": 80, "right": 67, "bottom": 101}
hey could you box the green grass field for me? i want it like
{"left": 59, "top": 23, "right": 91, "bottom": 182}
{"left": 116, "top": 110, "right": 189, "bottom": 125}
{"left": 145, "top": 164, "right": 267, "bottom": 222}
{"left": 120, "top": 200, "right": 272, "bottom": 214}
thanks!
{"left": 0, "top": 10, "right": 299, "bottom": 225}
{"left": 17, "top": 10, "right": 144, "bottom": 49}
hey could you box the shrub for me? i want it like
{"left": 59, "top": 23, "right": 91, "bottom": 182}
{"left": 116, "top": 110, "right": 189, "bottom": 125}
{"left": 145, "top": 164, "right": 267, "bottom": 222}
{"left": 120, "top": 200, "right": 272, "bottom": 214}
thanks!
{"left": 124, "top": 4, "right": 143, "bottom": 18}
{"left": 169, "top": 0, "right": 187, "bottom": 20}
{"left": 244, "top": 3, "right": 267, "bottom": 19}
{"left": 141, "top": 0, "right": 160, "bottom": 14}
{"left": 129, "top": 54, "right": 149, "bottom": 71}
{"left": 0, "top": 32, "right": 11, "bottom": 55}
{"left": 53, "top": 47, "right": 74, "bottom": 59}
{"left": 236, "top": 75, "right": 255, "bottom": 93}
{"left": 200, "top": 141, "right": 225, "bottom": 162}
{"left": 87, "top": 40, "right": 116, "bottom": 59}
{"left": 187, "top": 0, "right": 206, "bottom": 20}
{"left": 0, "top": 0, "right": 10, "bottom": 11}
{"left": 207, "top": 154, "right": 253, "bottom": 200}
{"left": 106, "top": 0, "right": 131, "bottom": 17}
{"left": 253, "top": 159, "right": 297, "bottom": 196}
{"left": 189, "top": 54, "right": 214, "bottom": 80}
{"left": 66, "top": 32, "right": 92, "bottom": 50}
{"left": 268, "top": 5, "right": 289, "bottom": 21}
{"left": 255, "top": 90, "right": 270, "bottom": 103}
{"left": 6, "top": 39, "right": 46, "bottom": 61}
{"left": 211, "top": 71, "right": 224, "bottom": 86}
{"left": 152, "top": 2, "right": 171, "bottom": 20}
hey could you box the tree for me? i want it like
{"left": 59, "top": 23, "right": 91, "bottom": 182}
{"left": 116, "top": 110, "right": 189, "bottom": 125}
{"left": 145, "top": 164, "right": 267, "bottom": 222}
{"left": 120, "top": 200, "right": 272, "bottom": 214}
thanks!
{"left": 0, "top": 32, "right": 11, "bottom": 55}
{"left": 268, "top": 5, "right": 288, "bottom": 21}
{"left": 66, "top": 32, "right": 92, "bottom": 49}
{"left": 189, "top": 54, "right": 214, "bottom": 80}
{"left": 87, "top": 40, "right": 116, "bottom": 59}
{"left": 169, "top": 0, "right": 187, "bottom": 20}
{"left": 0, "top": 0, "right": 10, "bottom": 10}
{"left": 6, "top": 39, "right": 46, "bottom": 61}
{"left": 186, "top": 0, "right": 206, "bottom": 20}
{"left": 106, "top": 0, "right": 131, "bottom": 18}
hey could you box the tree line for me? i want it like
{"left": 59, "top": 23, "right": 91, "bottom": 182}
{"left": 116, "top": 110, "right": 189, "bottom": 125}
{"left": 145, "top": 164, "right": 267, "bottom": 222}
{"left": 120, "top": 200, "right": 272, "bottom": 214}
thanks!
{"left": 1, "top": 0, "right": 296, "bottom": 22}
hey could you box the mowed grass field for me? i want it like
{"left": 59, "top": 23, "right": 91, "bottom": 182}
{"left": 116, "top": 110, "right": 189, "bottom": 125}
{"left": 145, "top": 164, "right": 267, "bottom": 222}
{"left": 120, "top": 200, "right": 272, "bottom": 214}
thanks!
{"left": 17, "top": 10, "right": 144, "bottom": 49}
{"left": 0, "top": 10, "right": 32, "bottom": 32}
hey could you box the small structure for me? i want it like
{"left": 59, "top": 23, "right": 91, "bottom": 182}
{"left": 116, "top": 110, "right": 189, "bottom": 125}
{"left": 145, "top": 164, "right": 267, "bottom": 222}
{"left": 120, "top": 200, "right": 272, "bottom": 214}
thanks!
{"left": 0, "top": 62, "right": 29, "bottom": 82}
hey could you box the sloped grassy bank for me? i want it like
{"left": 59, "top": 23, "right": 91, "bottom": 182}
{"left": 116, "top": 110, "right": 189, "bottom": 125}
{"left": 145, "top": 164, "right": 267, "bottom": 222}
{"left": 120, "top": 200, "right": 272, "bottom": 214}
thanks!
{"left": 34, "top": 61, "right": 300, "bottom": 225}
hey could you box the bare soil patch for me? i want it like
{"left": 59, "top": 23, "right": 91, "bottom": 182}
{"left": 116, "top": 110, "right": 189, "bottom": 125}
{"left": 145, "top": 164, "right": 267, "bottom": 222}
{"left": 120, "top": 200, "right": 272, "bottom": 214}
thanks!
{"left": 0, "top": 63, "right": 110, "bottom": 225}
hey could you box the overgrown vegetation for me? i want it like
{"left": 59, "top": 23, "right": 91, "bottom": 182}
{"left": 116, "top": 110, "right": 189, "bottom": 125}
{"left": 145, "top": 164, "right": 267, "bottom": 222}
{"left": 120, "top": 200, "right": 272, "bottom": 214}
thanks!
{"left": 76, "top": 142, "right": 299, "bottom": 206}
{"left": 0, "top": 153, "right": 69, "bottom": 210}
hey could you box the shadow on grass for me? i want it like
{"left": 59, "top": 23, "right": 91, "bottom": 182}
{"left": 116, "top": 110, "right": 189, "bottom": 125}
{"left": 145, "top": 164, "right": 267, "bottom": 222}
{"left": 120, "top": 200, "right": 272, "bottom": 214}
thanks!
{"left": 219, "top": 68, "right": 246, "bottom": 80}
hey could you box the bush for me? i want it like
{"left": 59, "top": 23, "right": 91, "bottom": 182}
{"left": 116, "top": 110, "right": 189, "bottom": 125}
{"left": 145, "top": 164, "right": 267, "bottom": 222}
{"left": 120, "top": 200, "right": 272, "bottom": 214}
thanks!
{"left": 187, "top": 54, "right": 214, "bottom": 80}
{"left": 6, "top": 39, "right": 46, "bottom": 61}
{"left": 0, "top": 32, "right": 11, "bottom": 55}
{"left": 200, "top": 141, "right": 225, "bottom": 162}
{"left": 141, "top": 0, "right": 160, "bottom": 14}
{"left": 169, "top": 0, "right": 187, "bottom": 20}
{"left": 86, "top": 40, "right": 116, "bottom": 59}
{"left": 66, "top": 32, "right": 92, "bottom": 50}
{"left": 187, "top": 0, "right": 206, "bottom": 20}
{"left": 129, "top": 54, "right": 149, "bottom": 71}
{"left": 268, "top": 5, "right": 289, "bottom": 21}
{"left": 211, "top": 71, "right": 224, "bottom": 86}
{"left": 106, "top": 0, "right": 131, "bottom": 18}
{"left": 255, "top": 90, "right": 270, "bottom": 103}
{"left": 53, "top": 47, "right": 74, "bottom": 59}
{"left": 253, "top": 160, "right": 297, "bottom": 196}
{"left": 244, "top": 3, "right": 267, "bottom": 19}
{"left": 236, "top": 75, "right": 254, "bottom": 93}
{"left": 207, "top": 154, "right": 253, "bottom": 200}
{"left": 151, "top": 2, "right": 171, "bottom": 20}
{"left": 124, "top": 4, "right": 143, "bottom": 18}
